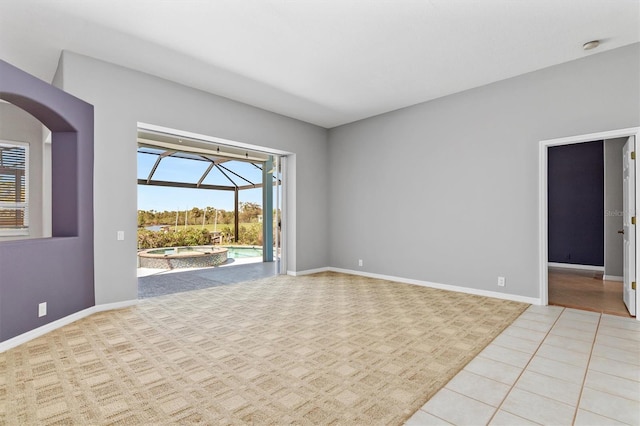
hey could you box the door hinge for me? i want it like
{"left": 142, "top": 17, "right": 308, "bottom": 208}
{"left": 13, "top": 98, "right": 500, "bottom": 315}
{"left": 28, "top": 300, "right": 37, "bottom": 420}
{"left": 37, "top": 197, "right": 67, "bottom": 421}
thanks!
{"left": 633, "top": 216, "right": 636, "bottom": 225}
{"left": 633, "top": 281, "right": 637, "bottom": 291}
{"left": 632, "top": 151, "right": 636, "bottom": 160}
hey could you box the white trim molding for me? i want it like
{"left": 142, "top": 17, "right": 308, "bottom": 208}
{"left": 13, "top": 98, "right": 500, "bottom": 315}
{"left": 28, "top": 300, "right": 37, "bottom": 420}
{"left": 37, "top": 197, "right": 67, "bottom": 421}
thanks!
{"left": 137, "top": 122, "right": 292, "bottom": 156}
{"left": 539, "top": 127, "right": 640, "bottom": 318}
{"left": 548, "top": 263, "right": 605, "bottom": 272}
{"left": 0, "top": 300, "right": 138, "bottom": 353}
{"left": 328, "top": 267, "right": 541, "bottom": 305}
{"left": 287, "top": 267, "right": 330, "bottom": 276}
{"left": 603, "top": 275, "right": 624, "bottom": 282}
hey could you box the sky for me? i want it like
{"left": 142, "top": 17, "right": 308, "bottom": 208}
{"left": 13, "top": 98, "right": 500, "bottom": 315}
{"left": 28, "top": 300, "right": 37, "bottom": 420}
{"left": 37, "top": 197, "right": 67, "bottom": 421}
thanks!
{"left": 137, "top": 185, "right": 263, "bottom": 212}
{"left": 137, "top": 152, "right": 266, "bottom": 212}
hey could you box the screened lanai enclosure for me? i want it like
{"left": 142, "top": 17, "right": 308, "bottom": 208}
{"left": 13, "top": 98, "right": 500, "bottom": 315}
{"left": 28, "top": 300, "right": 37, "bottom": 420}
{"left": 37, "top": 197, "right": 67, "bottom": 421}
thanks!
{"left": 136, "top": 129, "right": 284, "bottom": 266}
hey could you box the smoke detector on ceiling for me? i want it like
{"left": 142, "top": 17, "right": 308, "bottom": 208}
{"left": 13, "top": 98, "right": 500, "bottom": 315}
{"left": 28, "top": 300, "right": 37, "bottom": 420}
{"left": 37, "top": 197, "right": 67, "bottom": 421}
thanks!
{"left": 583, "top": 40, "right": 600, "bottom": 50}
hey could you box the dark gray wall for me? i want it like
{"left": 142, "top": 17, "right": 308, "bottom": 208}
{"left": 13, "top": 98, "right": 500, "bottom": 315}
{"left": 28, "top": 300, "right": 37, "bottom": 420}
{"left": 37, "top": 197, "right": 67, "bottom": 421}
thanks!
{"left": 328, "top": 43, "right": 640, "bottom": 299}
{"left": 0, "top": 60, "right": 94, "bottom": 342}
{"left": 548, "top": 141, "right": 604, "bottom": 266}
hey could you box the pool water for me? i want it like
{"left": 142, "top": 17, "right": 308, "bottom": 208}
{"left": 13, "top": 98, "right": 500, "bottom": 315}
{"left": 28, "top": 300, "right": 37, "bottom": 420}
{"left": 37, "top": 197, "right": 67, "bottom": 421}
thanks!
{"left": 147, "top": 247, "right": 212, "bottom": 255}
{"left": 226, "top": 246, "right": 263, "bottom": 259}
{"left": 143, "top": 245, "right": 263, "bottom": 259}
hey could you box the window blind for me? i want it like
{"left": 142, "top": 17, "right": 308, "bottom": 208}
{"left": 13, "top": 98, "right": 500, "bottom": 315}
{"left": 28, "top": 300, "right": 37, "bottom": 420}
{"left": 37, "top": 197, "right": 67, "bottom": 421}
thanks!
{"left": 0, "top": 142, "right": 28, "bottom": 232}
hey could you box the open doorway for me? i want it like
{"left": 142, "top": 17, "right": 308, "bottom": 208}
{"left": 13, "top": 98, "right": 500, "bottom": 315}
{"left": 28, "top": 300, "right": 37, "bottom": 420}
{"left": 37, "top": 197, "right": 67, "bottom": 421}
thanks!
{"left": 135, "top": 125, "right": 288, "bottom": 298}
{"left": 546, "top": 139, "right": 629, "bottom": 316}
{"left": 540, "top": 128, "right": 640, "bottom": 319}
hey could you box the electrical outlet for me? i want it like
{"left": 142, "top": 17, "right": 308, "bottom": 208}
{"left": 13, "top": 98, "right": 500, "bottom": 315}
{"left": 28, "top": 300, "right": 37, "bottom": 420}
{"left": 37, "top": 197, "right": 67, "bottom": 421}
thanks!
{"left": 358, "top": 259, "right": 363, "bottom": 267}
{"left": 497, "top": 276, "right": 506, "bottom": 287}
{"left": 38, "top": 302, "right": 47, "bottom": 317}
{"left": 117, "top": 231, "right": 125, "bottom": 241}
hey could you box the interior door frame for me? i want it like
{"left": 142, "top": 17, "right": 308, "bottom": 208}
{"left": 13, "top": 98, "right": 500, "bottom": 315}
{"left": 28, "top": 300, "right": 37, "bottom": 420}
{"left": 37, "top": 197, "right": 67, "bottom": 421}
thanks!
{"left": 539, "top": 127, "right": 640, "bottom": 320}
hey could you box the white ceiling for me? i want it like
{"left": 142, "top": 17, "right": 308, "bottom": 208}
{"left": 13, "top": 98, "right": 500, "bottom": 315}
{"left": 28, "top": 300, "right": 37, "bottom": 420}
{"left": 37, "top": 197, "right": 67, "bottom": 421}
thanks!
{"left": 1, "top": 0, "right": 638, "bottom": 128}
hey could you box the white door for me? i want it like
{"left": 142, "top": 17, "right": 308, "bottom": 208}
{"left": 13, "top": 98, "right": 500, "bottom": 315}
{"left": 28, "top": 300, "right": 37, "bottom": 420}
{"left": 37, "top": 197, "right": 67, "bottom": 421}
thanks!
{"left": 623, "top": 136, "right": 636, "bottom": 316}
{"left": 275, "top": 155, "right": 286, "bottom": 274}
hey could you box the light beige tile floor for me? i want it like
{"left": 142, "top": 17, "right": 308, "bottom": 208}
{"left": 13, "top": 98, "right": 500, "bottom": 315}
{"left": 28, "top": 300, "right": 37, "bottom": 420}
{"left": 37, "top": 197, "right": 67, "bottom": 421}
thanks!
{"left": 406, "top": 305, "right": 640, "bottom": 426}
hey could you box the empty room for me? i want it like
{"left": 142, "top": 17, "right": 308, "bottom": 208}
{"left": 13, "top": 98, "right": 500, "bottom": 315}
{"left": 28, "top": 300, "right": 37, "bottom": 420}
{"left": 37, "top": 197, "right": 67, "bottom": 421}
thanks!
{"left": 1, "top": 1, "right": 639, "bottom": 425}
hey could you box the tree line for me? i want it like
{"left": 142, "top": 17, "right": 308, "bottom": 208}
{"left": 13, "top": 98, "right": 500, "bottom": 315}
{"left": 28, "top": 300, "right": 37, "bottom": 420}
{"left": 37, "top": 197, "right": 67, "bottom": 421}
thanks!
{"left": 137, "top": 202, "right": 263, "bottom": 227}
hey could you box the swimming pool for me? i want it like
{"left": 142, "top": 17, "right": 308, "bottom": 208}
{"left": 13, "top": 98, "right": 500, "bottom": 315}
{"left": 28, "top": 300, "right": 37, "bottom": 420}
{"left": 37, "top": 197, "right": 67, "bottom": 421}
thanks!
{"left": 138, "top": 246, "right": 228, "bottom": 269}
{"left": 225, "top": 246, "right": 263, "bottom": 259}
{"left": 137, "top": 245, "right": 264, "bottom": 269}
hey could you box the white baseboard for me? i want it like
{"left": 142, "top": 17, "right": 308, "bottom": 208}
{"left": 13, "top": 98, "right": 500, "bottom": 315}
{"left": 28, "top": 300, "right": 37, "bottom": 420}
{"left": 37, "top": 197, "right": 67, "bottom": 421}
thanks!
{"left": 287, "top": 267, "right": 330, "bottom": 276}
{"left": 93, "top": 299, "right": 139, "bottom": 313}
{"left": 548, "top": 262, "right": 605, "bottom": 272}
{"left": 603, "top": 275, "right": 624, "bottom": 282}
{"left": 0, "top": 299, "right": 138, "bottom": 353}
{"left": 327, "top": 267, "right": 541, "bottom": 305}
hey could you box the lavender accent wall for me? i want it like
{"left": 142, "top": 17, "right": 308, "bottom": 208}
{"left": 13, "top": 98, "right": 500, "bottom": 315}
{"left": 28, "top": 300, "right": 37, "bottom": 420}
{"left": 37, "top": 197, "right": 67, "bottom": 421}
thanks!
{"left": 0, "top": 60, "right": 94, "bottom": 342}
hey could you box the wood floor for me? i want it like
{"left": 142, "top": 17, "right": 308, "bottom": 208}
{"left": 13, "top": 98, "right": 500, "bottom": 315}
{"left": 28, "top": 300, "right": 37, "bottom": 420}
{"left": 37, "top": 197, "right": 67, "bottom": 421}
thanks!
{"left": 548, "top": 268, "right": 633, "bottom": 318}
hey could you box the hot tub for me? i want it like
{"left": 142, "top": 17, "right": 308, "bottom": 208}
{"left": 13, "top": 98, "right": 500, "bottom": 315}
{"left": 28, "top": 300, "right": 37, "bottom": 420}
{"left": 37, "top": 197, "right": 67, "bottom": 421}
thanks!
{"left": 138, "top": 246, "right": 228, "bottom": 269}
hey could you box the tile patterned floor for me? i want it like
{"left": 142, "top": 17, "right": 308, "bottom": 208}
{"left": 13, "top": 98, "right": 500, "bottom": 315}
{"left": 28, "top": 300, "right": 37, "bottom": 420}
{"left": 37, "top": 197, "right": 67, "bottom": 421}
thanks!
{"left": 406, "top": 305, "right": 640, "bottom": 426}
{"left": 137, "top": 261, "right": 276, "bottom": 298}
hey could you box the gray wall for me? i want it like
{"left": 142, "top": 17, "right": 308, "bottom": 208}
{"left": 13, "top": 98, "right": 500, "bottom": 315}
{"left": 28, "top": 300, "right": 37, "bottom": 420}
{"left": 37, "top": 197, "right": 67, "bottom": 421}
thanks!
{"left": 57, "top": 51, "right": 329, "bottom": 305}
{"left": 0, "top": 102, "right": 44, "bottom": 240}
{"left": 604, "top": 137, "right": 627, "bottom": 278}
{"left": 328, "top": 43, "right": 640, "bottom": 299}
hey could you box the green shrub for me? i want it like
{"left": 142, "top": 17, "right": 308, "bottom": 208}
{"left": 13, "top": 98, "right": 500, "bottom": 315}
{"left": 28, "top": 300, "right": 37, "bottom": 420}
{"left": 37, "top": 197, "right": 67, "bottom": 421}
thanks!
{"left": 137, "top": 228, "right": 212, "bottom": 249}
{"left": 238, "top": 223, "right": 262, "bottom": 245}
{"left": 220, "top": 226, "right": 233, "bottom": 244}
